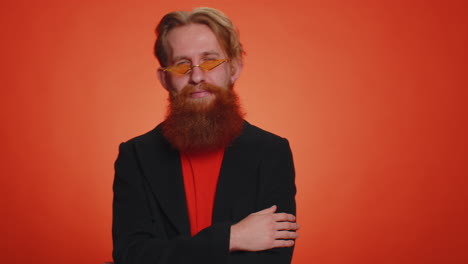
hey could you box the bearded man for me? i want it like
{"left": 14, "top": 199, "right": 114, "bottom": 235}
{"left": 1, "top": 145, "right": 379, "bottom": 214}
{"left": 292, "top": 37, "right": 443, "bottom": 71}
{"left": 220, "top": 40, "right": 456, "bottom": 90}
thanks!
{"left": 112, "top": 7, "right": 299, "bottom": 264}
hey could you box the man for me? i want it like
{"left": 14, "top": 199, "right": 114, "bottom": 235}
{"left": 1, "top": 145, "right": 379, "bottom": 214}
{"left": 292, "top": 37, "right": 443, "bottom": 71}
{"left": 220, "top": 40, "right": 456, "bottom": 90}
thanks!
{"left": 112, "top": 7, "right": 299, "bottom": 264}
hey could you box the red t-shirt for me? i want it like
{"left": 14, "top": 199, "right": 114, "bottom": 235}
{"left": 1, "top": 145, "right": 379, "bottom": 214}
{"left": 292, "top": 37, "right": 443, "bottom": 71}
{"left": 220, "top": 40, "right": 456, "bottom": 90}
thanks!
{"left": 180, "top": 149, "right": 225, "bottom": 236}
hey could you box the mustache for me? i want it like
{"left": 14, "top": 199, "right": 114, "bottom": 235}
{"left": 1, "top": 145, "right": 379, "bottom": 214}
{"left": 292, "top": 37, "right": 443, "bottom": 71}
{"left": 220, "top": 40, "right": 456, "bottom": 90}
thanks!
{"left": 173, "top": 83, "right": 221, "bottom": 100}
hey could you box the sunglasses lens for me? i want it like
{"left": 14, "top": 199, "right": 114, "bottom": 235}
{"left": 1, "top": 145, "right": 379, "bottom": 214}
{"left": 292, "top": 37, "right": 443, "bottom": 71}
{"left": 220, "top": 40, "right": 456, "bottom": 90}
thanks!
{"left": 167, "top": 64, "right": 191, "bottom": 74}
{"left": 200, "top": 59, "right": 225, "bottom": 71}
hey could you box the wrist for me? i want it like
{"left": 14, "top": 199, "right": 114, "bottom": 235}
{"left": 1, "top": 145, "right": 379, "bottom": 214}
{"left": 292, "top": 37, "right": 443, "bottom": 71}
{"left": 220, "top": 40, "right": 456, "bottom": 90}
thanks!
{"left": 229, "top": 224, "right": 240, "bottom": 252}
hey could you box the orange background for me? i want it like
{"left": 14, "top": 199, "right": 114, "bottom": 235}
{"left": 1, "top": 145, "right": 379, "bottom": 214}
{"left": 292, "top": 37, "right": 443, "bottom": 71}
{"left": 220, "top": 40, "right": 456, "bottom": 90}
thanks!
{"left": 2, "top": 1, "right": 467, "bottom": 263}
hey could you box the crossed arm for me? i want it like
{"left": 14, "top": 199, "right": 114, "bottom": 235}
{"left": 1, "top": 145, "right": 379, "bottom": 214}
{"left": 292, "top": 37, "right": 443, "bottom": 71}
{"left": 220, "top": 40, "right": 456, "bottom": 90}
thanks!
{"left": 113, "top": 137, "right": 298, "bottom": 264}
{"left": 230, "top": 205, "right": 299, "bottom": 252}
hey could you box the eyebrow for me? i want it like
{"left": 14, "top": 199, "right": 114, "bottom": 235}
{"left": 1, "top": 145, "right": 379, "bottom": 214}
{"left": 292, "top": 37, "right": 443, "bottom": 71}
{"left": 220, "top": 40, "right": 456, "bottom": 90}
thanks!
{"left": 172, "top": 51, "right": 221, "bottom": 62}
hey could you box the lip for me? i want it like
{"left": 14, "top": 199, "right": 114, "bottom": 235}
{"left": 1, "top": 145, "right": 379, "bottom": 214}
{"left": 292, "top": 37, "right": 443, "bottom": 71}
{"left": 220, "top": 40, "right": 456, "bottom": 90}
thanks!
{"left": 190, "top": 90, "right": 212, "bottom": 98}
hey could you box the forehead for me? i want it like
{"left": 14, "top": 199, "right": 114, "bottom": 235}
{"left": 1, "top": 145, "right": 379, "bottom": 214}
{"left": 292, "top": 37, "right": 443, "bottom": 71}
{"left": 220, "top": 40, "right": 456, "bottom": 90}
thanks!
{"left": 166, "top": 23, "right": 225, "bottom": 62}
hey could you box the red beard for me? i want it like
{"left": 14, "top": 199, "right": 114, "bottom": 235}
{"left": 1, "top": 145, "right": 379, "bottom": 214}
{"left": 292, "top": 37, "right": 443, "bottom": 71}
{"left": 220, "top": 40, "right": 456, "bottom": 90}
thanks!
{"left": 162, "top": 83, "right": 245, "bottom": 153}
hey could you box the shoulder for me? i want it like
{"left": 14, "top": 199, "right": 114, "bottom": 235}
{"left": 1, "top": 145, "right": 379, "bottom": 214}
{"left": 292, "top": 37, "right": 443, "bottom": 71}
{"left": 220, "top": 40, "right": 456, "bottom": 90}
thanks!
{"left": 234, "top": 121, "right": 291, "bottom": 155}
{"left": 121, "top": 123, "right": 166, "bottom": 146}
{"left": 241, "top": 121, "right": 289, "bottom": 145}
{"left": 115, "top": 123, "right": 178, "bottom": 169}
{"left": 116, "top": 123, "right": 174, "bottom": 157}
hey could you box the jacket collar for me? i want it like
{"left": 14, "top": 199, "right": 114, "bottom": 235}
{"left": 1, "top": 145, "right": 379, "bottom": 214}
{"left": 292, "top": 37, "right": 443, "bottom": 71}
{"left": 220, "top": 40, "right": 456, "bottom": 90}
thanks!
{"left": 134, "top": 121, "right": 252, "bottom": 235}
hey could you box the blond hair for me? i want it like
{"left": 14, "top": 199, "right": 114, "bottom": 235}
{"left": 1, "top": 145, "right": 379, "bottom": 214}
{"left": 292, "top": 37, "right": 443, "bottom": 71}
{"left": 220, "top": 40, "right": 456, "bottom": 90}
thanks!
{"left": 154, "top": 7, "right": 245, "bottom": 67}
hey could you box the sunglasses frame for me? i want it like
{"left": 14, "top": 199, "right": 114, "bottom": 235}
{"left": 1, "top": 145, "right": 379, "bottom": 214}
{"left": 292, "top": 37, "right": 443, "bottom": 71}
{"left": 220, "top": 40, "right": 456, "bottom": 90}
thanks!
{"left": 161, "top": 59, "right": 228, "bottom": 75}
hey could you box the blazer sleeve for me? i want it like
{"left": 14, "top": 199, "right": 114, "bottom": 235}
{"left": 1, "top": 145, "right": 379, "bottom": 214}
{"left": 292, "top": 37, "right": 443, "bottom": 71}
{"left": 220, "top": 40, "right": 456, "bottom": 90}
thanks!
{"left": 229, "top": 137, "right": 297, "bottom": 264}
{"left": 112, "top": 142, "right": 232, "bottom": 264}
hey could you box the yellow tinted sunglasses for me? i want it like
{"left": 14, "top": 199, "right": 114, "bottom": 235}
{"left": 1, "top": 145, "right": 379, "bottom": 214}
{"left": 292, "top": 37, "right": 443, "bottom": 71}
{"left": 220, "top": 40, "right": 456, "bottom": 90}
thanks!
{"left": 162, "top": 59, "right": 228, "bottom": 75}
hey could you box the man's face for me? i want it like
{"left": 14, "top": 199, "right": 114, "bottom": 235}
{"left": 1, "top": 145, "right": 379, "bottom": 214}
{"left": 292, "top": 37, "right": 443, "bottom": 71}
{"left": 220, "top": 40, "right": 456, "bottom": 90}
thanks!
{"left": 158, "top": 23, "right": 241, "bottom": 101}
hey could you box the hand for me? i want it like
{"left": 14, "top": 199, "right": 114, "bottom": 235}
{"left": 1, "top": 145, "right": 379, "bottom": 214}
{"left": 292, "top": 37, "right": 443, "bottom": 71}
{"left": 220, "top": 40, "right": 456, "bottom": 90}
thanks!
{"left": 229, "top": 205, "right": 299, "bottom": 252}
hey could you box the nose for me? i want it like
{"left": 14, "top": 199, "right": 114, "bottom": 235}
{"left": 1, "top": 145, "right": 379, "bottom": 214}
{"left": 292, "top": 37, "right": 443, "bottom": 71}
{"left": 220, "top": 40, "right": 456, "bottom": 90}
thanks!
{"left": 189, "top": 65, "right": 205, "bottom": 84}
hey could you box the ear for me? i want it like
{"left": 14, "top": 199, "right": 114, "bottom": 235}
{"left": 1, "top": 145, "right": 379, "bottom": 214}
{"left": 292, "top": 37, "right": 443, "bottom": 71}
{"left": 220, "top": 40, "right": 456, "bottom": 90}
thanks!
{"left": 157, "top": 68, "right": 171, "bottom": 92}
{"left": 229, "top": 58, "right": 243, "bottom": 83}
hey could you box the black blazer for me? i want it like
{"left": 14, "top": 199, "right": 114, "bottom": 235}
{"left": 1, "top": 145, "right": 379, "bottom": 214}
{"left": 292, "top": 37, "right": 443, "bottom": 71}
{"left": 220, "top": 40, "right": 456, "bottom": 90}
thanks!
{"left": 113, "top": 121, "right": 296, "bottom": 264}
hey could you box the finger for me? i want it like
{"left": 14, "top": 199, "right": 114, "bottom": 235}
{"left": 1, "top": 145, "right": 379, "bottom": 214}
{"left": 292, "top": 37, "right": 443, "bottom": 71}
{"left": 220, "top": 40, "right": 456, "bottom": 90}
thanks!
{"left": 272, "top": 239, "right": 295, "bottom": 248}
{"left": 252, "top": 205, "right": 277, "bottom": 215}
{"left": 275, "top": 222, "right": 299, "bottom": 231}
{"left": 274, "top": 231, "right": 298, "bottom": 240}
{"left": 273, "top": 212, "right": 296, "bottom": 222}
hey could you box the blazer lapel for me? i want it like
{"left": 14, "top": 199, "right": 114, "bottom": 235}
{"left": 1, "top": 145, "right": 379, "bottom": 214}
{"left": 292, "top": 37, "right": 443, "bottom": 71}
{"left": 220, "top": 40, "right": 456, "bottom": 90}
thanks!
{"left": 213, "top": 122, "right": 254, "bottom": 223}
{"left": 135, "top": 131, "right": 191, "bottom": 236}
